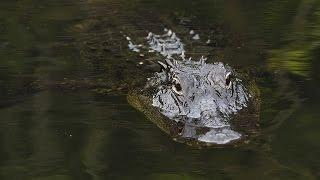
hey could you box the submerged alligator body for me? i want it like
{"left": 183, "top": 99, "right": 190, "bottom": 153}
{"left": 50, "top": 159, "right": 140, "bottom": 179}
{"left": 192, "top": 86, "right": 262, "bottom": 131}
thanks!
{"left": 127, "top": 29, "right": 260, "bottom": 146}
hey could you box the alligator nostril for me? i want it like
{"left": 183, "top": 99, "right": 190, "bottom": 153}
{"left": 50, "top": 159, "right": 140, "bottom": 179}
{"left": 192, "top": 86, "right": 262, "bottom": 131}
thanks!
{"left": 177, "top": 121, "right": 184, "bottom": 135}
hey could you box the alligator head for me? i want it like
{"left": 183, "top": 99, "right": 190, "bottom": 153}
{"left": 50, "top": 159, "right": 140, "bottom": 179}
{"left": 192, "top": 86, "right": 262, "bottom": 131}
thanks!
{"left": 128, "top": 56, "right": 260, "bottom": 146}
{"left": 127, "top": 29, "right": 260, "bottom": 146}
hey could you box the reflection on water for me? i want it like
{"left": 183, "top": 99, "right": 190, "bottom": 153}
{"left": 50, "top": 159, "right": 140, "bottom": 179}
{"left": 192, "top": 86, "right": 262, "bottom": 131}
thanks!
{"left": 0, "top": 0, "right": 320, "bottom": 179}
{"left": 268, "top": 0, "right": 320, "bottom": 78}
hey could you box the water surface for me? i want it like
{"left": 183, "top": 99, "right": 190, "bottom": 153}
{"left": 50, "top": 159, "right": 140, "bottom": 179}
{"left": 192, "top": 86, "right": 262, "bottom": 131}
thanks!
{"left": 0, "top": 0, "right": 320, "bottom": 179}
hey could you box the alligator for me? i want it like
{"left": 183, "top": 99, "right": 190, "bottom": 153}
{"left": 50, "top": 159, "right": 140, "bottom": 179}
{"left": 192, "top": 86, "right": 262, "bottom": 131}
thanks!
{"left": 1, "top": 15, "right": 260, "bottom": 147}
{"left": 128, "top": 60, "right": 260, "bottom": 146}
{"left": 125, "top": 29, "right": 260, "bottom": 146}
{"left": 15, "top": 26, "right": 258, "bottom": 147}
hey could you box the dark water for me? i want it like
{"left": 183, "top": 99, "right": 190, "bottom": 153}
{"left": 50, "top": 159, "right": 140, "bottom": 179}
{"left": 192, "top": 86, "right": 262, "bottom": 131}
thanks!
{"left": 1, "top": 0, "right": 320, "bottom": 179}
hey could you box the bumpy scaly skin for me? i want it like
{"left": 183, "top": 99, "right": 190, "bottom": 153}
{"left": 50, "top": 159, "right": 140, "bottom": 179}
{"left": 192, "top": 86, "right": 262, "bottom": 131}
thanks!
{"left": 128, "top": 29, "right": 260, "bottom": 146}
{"left": 129, "top": 58, "right": 259, "bottom": 146}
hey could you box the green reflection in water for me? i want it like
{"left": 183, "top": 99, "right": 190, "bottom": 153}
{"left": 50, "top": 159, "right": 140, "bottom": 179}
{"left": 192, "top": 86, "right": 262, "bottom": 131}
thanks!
{"left": 268, "top": 0, "right": 320, "bottom": 78}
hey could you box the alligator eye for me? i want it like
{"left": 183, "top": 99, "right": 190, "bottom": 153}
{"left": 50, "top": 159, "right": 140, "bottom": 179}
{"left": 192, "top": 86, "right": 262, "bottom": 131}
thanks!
{"left": 172, "top": 77, "right": 183, "bottom": 95}
{"left": 157, "top": 61, "right": 168, "bottom": 72}
{"left": 225, "top": 72, "right": 233, "bottom": 88}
